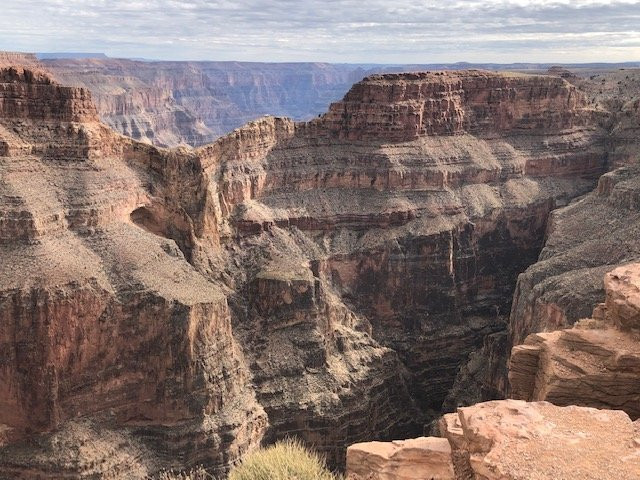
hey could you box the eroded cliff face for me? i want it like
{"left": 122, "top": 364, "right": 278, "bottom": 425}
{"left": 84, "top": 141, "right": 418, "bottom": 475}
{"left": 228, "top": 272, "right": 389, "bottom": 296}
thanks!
{"left": 44, "top": 59, "right": 370, "bottom": 147}
{"left": 190, "top": 71, "right": 606, "bottom": 460}
{"left": 508, "top": 69, "right": 640, "bottom": 348}
{"left": 0, "top": 56, "right": 610, "bottom": 477}
{"left": 0, "top": 53, "right": 266, "bottom": 478}
{"left": 508, "top": 165, "right": 640, "bottom": 346}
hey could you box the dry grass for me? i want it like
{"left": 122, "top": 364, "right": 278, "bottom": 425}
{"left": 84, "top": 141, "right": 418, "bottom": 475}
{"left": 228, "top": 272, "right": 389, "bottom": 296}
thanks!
{"left": 154, "top": 466, "right": 214, "bottom": 480}
{"left": 228, "top": 438, "right": 339, "bottom": 480}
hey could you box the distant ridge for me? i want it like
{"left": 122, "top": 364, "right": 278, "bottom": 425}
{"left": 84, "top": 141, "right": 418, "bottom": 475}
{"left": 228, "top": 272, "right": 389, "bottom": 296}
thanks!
{"left": 36, "top": 52, "right": 108, "bottom": 59}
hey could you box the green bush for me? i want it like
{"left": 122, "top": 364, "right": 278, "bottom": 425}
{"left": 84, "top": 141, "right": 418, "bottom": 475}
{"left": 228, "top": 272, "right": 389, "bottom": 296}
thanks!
{"left": 228, "top": 438, "right": 338, "bottom": 480}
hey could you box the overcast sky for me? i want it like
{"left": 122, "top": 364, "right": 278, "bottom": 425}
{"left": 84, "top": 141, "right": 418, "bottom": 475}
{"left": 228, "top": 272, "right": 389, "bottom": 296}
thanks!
{"left": 1, "top": 0, "right": 639, "bottom": 63}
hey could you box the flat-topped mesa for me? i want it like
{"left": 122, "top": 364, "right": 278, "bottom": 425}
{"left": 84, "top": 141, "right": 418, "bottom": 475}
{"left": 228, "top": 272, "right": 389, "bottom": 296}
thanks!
{"left": 317, "top": 71, "right": 589, "bottom": 142}
{"left": 509, "top": 263, "right": 640, "bottom": 418}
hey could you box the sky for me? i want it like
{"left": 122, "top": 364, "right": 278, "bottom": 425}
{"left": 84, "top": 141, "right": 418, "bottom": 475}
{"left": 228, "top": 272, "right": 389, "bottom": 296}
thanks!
{"left": 1, "top": 0, "right": 639, "bottom": 63}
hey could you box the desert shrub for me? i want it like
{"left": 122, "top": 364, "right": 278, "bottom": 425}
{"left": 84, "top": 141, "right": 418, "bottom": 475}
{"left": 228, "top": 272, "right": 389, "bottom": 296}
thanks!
{"left": 228, "top": 438, "right": 338, "bottom": 480}
{"left": 154, "top": 466, "right": 213, "bottom": 480}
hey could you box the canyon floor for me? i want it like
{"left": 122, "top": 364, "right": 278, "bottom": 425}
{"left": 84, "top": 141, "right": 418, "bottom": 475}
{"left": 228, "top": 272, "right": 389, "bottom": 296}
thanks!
{"left": 0, "top": 52, "right": 639, "bottom": 479}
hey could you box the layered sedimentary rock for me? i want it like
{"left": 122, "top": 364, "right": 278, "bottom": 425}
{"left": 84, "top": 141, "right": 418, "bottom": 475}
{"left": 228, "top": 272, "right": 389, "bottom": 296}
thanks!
{"left": 509, "top": 165, "right": 640, "bottom": 346}
{"left": 44, "top": 59, "right": 371, "bottom": 146}
{"left": 0, "top": 54, "right": 267, "bottom": 478}
{"left": 190, "top": 71, "right": 607, "bottom": 463}
{"left": 347, "top": 400, "right": 640, "bottom": 480}
{"left": 510, "top": 263, "right": 640, "bottom": 418}
{"left": 508, "top": 69, "right": 640, "bottom": 347}
{"left": 0, "top": 55, "right": 611, "bottom": 477}
{"left": 320, "top": 71, "right": 591, "bottom": 143}
{"left": 570, "top": 68, "right": 640, "bottom": 168}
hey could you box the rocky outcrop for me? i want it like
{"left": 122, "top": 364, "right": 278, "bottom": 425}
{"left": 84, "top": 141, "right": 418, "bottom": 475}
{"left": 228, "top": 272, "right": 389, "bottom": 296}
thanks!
{"left": 510, "top": 263, "right": 640, "bottom": 418}
{"left": 507, "top": 68, "right": 640, "bottom": 350}
{"left": 320, "top": 71, "right": 591, "bottom": 143}
{"left": 347, "top": 400, "right": 640, "bottom": 480}
{"left": 346, "top": 437, "right": 455, "bottom": 480}
{"left": 0, "top": 56, "right": 613, "bottom": 477}
{"left": 509, "top": 165, "right": 640, "bottom": 346}
{"left": 0, "top": 59, "right": 266, "bottom": 478}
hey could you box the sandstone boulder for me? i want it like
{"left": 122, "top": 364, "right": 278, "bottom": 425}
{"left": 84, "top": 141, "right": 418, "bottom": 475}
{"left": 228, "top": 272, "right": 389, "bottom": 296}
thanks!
{"left": 347, "top": 437, "right": 455, "bottom": 480}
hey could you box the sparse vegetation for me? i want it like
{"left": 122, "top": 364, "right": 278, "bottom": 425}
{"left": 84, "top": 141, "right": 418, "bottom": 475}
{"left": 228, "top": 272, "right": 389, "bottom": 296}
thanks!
{"left": 228, "top": 439, "right": 339, "bottom": 480}
{"left": 154, "top": 466, "right": 214, "bottom": 480}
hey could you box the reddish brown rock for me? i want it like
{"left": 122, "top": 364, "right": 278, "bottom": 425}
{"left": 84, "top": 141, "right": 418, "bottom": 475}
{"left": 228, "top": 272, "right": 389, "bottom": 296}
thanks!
{"left": 0, "top": 58, "right": 267, "bottom": 477}
{"left": 346, "top": 437, "right": 455, "bottom": 480}
{"left": 508, "top": 68, "right": 640, "bottom": 350}
{"left": 510, "top": 264, "right": 640, "bottom": 418}
{"left": 318, "top": 71, "right": 591, "bottom": 143}
{"left": 445, "top": 400, "right": 640, "bottom": 480}
{"left": 347, "top": 400, "right": 640, "bottom": 480}
{"left": 0, "top": 56, "right": 615, "bottom": 477}
{"left": 43, "top": 58, "right": 369, "bottom": 146}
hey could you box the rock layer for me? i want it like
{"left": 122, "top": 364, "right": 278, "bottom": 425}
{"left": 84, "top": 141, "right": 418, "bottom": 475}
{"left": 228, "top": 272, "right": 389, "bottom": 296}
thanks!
{"left": 0, "top": 56, "right": 266, "bottom": 478}
{"left": 508, "top": 68, "right": 640, "bottom": 348}
{"left": 44, "top": 59, "right": 371, "bottom": 146}
{"left": 510, "top": 263, "right": 640, "bottom": 418}
{"left": 509, "top": 165, "right": 640, "bottom": 346}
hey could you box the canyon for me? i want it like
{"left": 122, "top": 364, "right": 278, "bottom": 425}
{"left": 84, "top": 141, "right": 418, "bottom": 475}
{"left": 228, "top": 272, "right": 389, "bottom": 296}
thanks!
{"left": 42, "top": 59, "right": 373, "bottom": 147}
{"left": 42, "top": 57, "right": 640, "bottom": 149}
{"left": 347, "top": 263, "right": 640, "bottom": 479}
{"left": 0, "top": 51, "right": 639, "bottom": 479}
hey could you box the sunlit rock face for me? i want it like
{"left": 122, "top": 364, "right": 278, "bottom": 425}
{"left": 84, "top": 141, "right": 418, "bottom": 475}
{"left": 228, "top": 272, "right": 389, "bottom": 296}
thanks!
{"left": 510, "top": 263, "right": 640, "bottom": 419}
{"left": 0, "top": 53, "right": 266, "bottom": 478}
{"left": 0, "top": 53, "right": 610, "bottom": 476}
{"left": 43, "top": 58, "right": 370, "bottom": 147}
{"left": 347, "top": 399, "right": 640, "bottom": 480}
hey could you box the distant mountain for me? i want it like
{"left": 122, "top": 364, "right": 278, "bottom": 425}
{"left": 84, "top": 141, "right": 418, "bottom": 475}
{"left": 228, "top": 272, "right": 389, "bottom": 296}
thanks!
{"left": 36, "top": 52, "right": 108, "bottom": 59}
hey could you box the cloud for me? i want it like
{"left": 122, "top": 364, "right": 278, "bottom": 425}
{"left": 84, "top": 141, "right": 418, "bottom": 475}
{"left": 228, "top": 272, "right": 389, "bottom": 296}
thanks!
{"left": 0, "top": 0, "right": 638, "bottom": 62}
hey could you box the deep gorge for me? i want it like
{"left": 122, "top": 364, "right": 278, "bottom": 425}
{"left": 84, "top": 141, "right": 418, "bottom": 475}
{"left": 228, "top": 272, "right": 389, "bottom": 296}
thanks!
{"left": 1, "top": 52, "right": 639, "bottom": 478}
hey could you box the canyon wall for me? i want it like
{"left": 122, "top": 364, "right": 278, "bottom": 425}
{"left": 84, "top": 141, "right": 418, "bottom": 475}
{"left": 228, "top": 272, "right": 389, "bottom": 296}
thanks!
{"left": 0, "top": 54, "right": 612, "bottom": 477}
{"left": 44, "top": 59, "right": 370, "bottom": 146}
{"left": 508, "top": 68, "right": 640, "bottom": 348}
{"left": 196, "top": 70, "right": 606, "bottom": 460}
{"left": 510, "top": 263, "right": 640, "bottom": 418}
{"left": 347, "top": 262, "right": 640, "bottom": 479}
{"left": 0, "top": 54, "right": 266, "bottom": 478}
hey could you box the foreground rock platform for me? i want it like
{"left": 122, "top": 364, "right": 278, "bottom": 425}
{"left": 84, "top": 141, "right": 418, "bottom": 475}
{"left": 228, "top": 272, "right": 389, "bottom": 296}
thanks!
{"left": 347, "top": 437, "right": 455, "bottom": 480}
{"left": 347, "top": 399, "right": 640, "bottom": 480}
{"left": 510, "top": 263, "right": 640, "bottom": 418}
